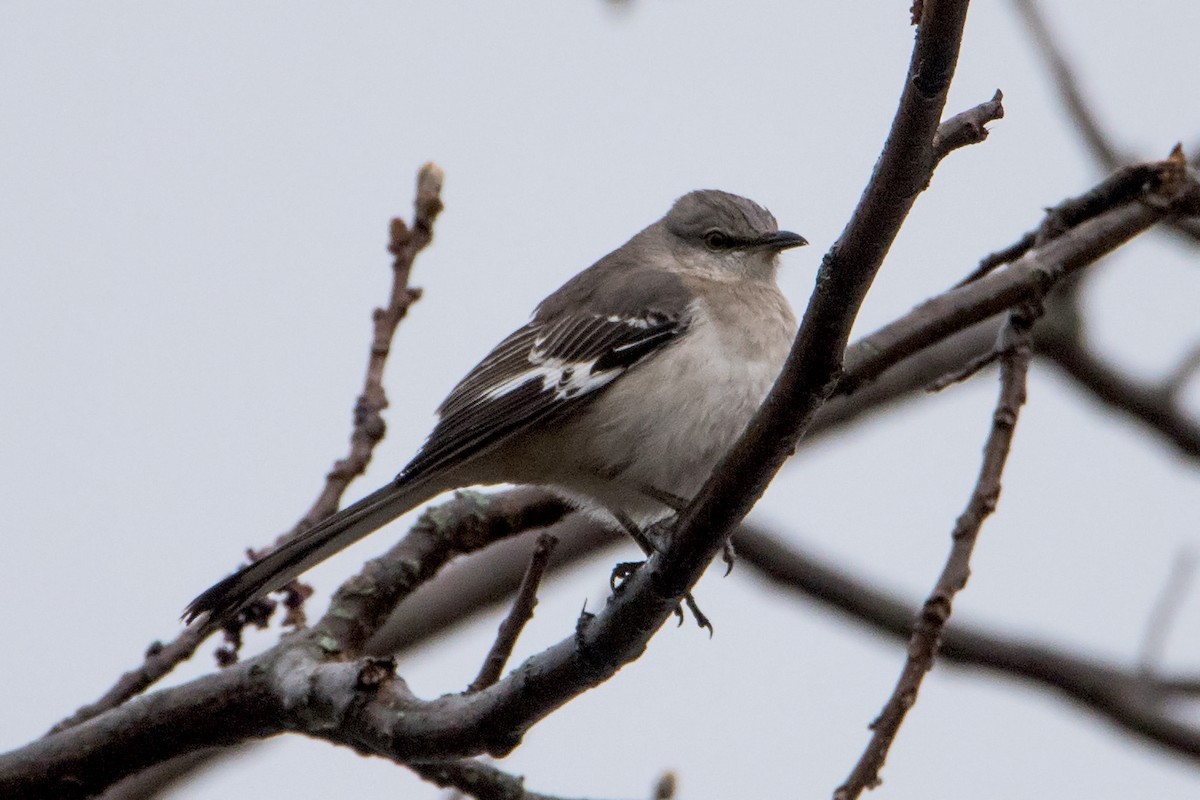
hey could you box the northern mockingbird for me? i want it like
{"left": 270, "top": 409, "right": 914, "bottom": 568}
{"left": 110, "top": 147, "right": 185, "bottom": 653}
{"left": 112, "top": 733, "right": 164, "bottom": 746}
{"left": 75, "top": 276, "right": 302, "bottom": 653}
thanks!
{"left": 185, "top": 190, "right": 806, "bottom": 623}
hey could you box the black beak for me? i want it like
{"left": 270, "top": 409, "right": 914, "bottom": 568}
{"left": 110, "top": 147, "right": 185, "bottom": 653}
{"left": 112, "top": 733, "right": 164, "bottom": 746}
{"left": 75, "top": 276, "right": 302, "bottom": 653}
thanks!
{"left": 759, "top": 230, "right": 808, "bottom": 251}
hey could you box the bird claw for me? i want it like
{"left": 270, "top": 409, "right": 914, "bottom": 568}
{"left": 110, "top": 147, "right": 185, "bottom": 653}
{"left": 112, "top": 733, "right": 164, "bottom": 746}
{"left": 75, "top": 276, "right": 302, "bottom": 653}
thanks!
{"left": 721, "top": 539, "right": 737, "bottom": 576}
{"left": 682, "top": 594, "right": 713, "bottom": 636}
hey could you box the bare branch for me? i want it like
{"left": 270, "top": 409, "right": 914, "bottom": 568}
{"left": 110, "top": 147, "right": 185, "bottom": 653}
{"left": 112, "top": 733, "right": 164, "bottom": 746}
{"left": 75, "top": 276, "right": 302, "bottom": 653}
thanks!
{"left": 294, "top": 162, "right": 444, "bottom": 543}
{"left": 43, "top": 163, "right": 446, "bottom": 736}
{"left": 316, "top": 489, "right": 570, "bottom": 659}
{"left": 1010, "top": 0, "right": 1200, "bottom": 246}
{"left": 1137, "top": 551, "right": 1197, "bottom": 676}
{"left": 659, "top": 0, "right": 975, "bottom": 602}
{"left": 931, "top": 89, "right": 1004, "bottom": 164}
{"left": 411, "top": 759, "right": 614, "bottom": 800}
{"left": 1009, "top": 0, "right": 1124, "bottom": 169}
{"left": 734, "top": 525, "right": 1200, "bottom": 762}
{"left": 1036, "top": 328, "right": 1200, "bottom": 459}
{"left": 469, "top": 533, "right": 559, "bottom": 693}
{"left": 836, "top": 304, "right": 1036, "bottom": 800}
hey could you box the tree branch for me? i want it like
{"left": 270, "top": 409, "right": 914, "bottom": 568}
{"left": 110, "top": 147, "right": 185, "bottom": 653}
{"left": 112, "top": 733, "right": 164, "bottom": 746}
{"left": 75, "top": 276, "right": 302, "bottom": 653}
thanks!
{"left": 658, "top": 0, "right": 974, "bottom": 602}
{"left": 836, "top": 304, "right": 1036, "bottom": 799}
{"left": 1036, "top": 324, "right": 1200, "bottom": 459}
{"left": 410, "top": 758, "right": 620, "bottom": 800}
{"left": 735, "top": 525, "right": 1200, "bottom": 762}
{"left": 315, "top": 488, "right": 569, "bottom": 658}
{"left": 1009, "top": 0, "right": 1200, "bottom": 245}
{"left": 469, "top": 533, "right": 559, "bottom": 693}
{"left": 931, "top": 89, "right": 1004, "bottom": 163}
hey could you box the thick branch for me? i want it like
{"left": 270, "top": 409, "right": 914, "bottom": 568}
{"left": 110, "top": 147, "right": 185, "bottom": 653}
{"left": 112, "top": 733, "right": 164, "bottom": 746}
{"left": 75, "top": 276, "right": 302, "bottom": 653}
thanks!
{"left": 315, "top": 488, "right": 569, "bottom": 658}
{"left": 658, "top": 0, "right": 973, "bottom": 601}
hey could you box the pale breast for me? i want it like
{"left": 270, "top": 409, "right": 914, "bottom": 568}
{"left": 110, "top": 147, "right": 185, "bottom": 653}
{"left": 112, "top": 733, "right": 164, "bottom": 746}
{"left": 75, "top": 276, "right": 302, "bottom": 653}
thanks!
{"left": 571, "top": 284, "right": 795, "bottom": 517}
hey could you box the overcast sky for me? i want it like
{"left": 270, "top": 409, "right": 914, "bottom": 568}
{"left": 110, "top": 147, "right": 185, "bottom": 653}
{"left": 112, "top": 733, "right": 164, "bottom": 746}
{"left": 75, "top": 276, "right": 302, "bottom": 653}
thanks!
{"left": 3, "top": 2, "right": 1200, "bottom": 798}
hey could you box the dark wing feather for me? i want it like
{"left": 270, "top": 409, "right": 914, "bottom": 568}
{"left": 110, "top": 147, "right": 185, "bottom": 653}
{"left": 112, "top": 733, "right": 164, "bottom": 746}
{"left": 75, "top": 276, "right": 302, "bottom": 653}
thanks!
{"left": 399, "top": 309, "right": 686, "bottom": 483}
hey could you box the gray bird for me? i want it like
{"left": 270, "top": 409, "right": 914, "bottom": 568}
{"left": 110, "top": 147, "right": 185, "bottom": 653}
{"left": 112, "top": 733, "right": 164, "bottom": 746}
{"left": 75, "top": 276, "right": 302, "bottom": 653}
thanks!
{"left": 185, "top": 190, "right": 806, "bottom": 624}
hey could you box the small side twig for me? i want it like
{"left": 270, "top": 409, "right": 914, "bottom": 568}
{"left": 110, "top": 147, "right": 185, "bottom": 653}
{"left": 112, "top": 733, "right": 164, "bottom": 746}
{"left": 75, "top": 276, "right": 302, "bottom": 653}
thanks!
{"left": 931, "top": 89, "right": 1004, "bottom": 164}
{"left": 217, "top": 162, "right": 445, "bottom": 653}
{"left": 468, "top": 533, "right": 559, "bottom": 693}
{"left": 1137, "top": 550, "right": 1197, "bottom": 678}
{"left": 293, "top": 162, "right": 444, "bottom": 543}
{"left": 1010, "top": 0, "right": 1200, "bottom": 246}
{"left": 410, "top": 759, "right": 613, "bottom": 800}
{"left": 1159, "top": 343, "right": 1200, "bottom": 400}
{"left": 46, "top": 625, "right": 211, "bottom": 736}
{"left": 44, "top": 164, "right": 446, "bottom": 736}
{"left": 925, "top": 347, "right": 1001, "bottom": 392}
{"left": 956, "top": 231, "right": 1036, "bottom": 286}
{"left": 835, "top": 303, "right": 1037, "bottom": 800}
{"left": 1009, "top": 0, "right": 1123, "bottom": 169}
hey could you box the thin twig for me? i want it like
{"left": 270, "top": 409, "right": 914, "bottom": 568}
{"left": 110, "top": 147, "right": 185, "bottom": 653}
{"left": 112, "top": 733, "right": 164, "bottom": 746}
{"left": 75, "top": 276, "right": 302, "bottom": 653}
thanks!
{"left": 292, "top": 162, "right": 444, "bottom": 544}
{"left": 1137, "top": 551, "right": 1197, "bottom": 677}
{"left": 925, "top": 347, "right": 1000, "bottom": 392}
{"left": 217, "top": 162, "right": 443, "bottom": 648}
{"left": 835, "top": 303, "right": 1036, "bottom": 800}
{"left": 1009, "top": 0, "right": 1200, "bottom": 245}
{"left": 43, "top": 164, "right": 445, "bottom": 737}
{"left": 1008, "top": 0, "right": 1123, "bottom": 169}
{"left": 956, "top": 231, "right": 1036, "bottom": 286}
{"left": 410, "top": 759, "right": 616, "bottom": 800}
{"left": 930, "top": 89, "right": 1004, "bottom": 164}
{"left": 316, "top": 488, "right": 570, "bottom": 658}
{"left": 46, "top": 624, "right": 212, "bottom": 736}
{"left": 469, "top": 534, "right": 559, "bottom": 693}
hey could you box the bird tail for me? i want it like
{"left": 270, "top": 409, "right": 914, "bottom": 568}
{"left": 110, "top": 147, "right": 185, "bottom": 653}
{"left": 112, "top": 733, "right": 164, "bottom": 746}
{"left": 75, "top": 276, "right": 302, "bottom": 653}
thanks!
{"left": 183, "top": 476, "right": 444, "bottom": 624}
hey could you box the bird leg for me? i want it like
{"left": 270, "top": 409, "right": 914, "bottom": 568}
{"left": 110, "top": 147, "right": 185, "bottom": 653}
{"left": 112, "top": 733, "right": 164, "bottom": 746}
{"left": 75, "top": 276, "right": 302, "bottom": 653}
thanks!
{"left": 721, "top": 538, "right": 736, "bottom": 576}
{"left": 612, "top": 512, "right": 712, "bottom": 634}
{"left": 638, "top": 484, "right": 689, "bottom": 513}
{"left": 640, "top": 483, "right": 737, "bottom": 576}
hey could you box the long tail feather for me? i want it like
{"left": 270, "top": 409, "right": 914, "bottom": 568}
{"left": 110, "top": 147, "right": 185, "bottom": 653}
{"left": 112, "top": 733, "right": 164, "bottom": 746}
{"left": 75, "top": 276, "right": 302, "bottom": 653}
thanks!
{"left": 183, "top": 476, "right": 443, "bottom": 624}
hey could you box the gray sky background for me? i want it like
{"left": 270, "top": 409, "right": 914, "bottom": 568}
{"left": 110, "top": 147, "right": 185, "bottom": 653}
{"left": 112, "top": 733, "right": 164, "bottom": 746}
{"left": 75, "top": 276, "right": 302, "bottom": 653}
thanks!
{"left": 3, "top": 2, "right": 1200, "bottom": 798}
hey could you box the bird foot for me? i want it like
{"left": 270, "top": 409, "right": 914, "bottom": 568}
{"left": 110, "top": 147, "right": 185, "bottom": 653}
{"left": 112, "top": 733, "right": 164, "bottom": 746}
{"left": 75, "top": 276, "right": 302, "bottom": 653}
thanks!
{"left": 722, "top": 539, "right": 737, "bottom": 576}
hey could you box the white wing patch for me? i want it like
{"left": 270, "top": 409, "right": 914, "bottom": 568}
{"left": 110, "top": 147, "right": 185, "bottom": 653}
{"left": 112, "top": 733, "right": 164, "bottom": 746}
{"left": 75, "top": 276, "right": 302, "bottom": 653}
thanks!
{"left": 481, "top": 356, "right": 622, "bottom": 402}
{"left": 403, "top": 303, "right": 687, "bottom": 483}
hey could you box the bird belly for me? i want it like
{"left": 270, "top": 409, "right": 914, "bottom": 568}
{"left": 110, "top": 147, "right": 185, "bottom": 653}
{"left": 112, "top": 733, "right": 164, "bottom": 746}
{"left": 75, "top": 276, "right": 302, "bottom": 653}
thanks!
{"left": 560, "top": 309, "right": 791, "bottom": 522}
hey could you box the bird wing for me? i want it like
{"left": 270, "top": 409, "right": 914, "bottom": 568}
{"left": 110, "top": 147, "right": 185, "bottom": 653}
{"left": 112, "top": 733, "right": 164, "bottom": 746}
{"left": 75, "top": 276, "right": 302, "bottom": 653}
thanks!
{"left": 399, "top": 306, "right": 687, "bottom": 483}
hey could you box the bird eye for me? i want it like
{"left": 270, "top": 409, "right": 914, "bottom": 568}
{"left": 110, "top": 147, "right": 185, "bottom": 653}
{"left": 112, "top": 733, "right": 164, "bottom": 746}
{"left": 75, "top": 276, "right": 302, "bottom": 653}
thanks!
{"left": 703, "top": 230, "right": 731, "bottom": 251}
